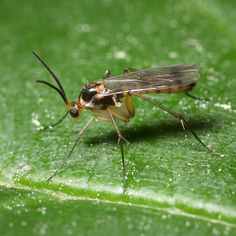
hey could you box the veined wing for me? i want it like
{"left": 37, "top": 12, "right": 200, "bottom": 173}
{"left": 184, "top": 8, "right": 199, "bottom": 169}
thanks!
{"left": 101, "top": 64, "right": 199, "bottom": 96}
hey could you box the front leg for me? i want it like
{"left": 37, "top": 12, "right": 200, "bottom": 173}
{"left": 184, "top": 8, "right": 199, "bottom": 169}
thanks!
{"left": 46, "top": 116, "right": 95, "bottom": 182}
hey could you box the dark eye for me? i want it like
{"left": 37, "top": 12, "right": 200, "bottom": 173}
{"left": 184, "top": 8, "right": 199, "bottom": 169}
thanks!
{"left": 81, "top": 87, "right": 97, "bottom": 102}
{"left": 70, "top": 108, "right": 78, "bottom": 118}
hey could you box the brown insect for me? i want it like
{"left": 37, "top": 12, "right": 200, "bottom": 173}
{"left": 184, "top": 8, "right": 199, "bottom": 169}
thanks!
{"left": 33, "top": 52, "right": 218, "bottom": 182}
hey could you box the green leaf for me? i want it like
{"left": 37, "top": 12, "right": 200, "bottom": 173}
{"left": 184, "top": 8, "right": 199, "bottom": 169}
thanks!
{"left": 0, "top": 0, "right": 236, "bottom": 235}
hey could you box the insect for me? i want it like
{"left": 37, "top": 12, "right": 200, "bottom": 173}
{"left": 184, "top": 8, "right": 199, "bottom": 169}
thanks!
{"left": 33, "top": 52, "right": 218, "bottom": 182}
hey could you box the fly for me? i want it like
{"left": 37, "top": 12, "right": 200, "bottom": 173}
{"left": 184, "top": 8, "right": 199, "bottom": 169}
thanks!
{"left": 32, "top": 52, "right": 221, "bottom": 183}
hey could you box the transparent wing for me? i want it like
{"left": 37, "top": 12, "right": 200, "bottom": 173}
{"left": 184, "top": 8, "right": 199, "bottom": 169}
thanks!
{"left": 101, "top": 64, "right": 199, "bottom": 96}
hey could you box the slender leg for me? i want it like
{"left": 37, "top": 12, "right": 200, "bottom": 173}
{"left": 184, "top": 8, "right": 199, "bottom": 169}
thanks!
{"left": 134, "top": 94, "right": 221, "bottom": 157}
{"left": 185, "top": 92, "right": 209, "bottom": 102}
{"left": 107, "top": 108, "right": 128, "bottom": 186}
{"left": 40, "top": 111, "right": 69, "bottom": 131}
{"left": 46, "top": 116, "right": 95, "bottom": 182}
{"left": 107, "top": 108, "right": 129, "bottom": 145}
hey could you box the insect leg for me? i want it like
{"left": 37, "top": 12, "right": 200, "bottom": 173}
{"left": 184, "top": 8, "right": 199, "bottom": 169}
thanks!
{"left": 107, "top": 108, "right": 129, "bottom": 181}
{"left": 134, "top": 94, "right": 221, "bottom": 156}
{"left": 185, "top": 92, "right": 209, "bottom": 102}
{"left": 46, "top": 116, "right": 95, "bottom": 182}
{"left": 107, "top": 108, "right": 129, "bottom": 145}
{"left": 40, "top": 111, "right": 69, "bottom": 131}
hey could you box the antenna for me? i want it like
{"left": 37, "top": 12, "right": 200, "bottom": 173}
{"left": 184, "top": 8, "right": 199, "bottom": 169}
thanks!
{"left": 32, "top": 51, "right": 68, "bottom": 105}
{"left": 32, "top": 51, "right": 67, "bottom": 100}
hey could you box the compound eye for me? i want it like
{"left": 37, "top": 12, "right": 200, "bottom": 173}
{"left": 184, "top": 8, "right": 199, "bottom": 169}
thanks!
{"left": 81, "top": 87, "right": 97, "bottom": 102}
{"left": 70, "top": 107, "right": 78, "bottom": 118}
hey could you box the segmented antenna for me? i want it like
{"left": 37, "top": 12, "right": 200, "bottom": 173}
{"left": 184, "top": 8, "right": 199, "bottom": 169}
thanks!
{"left": 36, "top": 80, "right": 68, "bottom": 105}
{"left": 32, "top": 51, "right": 68, "bottom": 105}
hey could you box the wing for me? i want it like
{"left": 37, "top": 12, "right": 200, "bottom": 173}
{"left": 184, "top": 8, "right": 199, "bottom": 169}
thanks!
{"left": 101, "top": 64, "right": 199, "bottom": 96}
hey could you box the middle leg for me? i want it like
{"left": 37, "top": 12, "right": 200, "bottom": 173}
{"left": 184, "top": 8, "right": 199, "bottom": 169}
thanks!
{"left": 107, "top": 107, "right": 129, "bottom": 183}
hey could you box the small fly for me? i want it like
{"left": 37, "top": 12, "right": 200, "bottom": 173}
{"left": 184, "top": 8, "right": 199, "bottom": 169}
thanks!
{"left": 32, "top": 52, "right": 220, "bottom": 183}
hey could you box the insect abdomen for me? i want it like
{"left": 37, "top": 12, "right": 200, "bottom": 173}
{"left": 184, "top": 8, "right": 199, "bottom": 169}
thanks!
{"left": 134, "top": 82, "right": 196, "bottom": 95}
{"left": 158, "top": 82, "right": 196, "bottom": 94}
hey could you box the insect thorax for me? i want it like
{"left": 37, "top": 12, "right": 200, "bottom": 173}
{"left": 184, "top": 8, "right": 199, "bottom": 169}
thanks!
{"left": 79, "top": 82, "right": 118, "bottom": 110}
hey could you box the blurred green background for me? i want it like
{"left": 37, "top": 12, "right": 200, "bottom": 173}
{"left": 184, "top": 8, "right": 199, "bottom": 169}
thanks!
{"left": 0, "top": 0, "right": 236, "bottom": 235}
